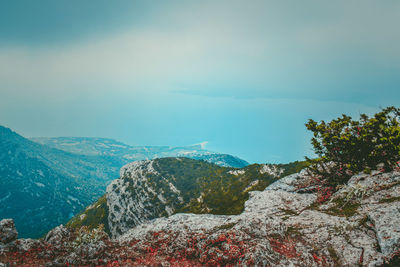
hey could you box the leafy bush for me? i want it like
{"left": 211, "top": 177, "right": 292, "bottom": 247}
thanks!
{"left": 305, "top": 106, "right": 400, "bottom": 186}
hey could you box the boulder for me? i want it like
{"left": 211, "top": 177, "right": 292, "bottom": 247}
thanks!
{"left": 368, "top": 202, "right": 400, "bottom": 256}
{"left": 44, "top": 225, "right": 70, "bottom": 245}
{"left": 0, "top": 219, "right": 18, "bottom": 245}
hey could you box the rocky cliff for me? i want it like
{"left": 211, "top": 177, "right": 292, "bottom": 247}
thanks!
{"left": 67, "top": 158, "right": 301, "bottom": 237}
{"left": 1, "top": 168, "right": 399, "bottom": 266}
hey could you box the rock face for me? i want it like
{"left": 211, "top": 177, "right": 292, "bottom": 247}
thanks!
{"left": 0, "top": 219, "right": 17, "bottom": 245}
{"left": 352, "top": 171, "right": 400, "bottom": 258}
{"left": 44, "top": 225, "right": 70, "bottom": 245}
{"left": 106, "top": 160, "right": 169, "bottom": 237}
{"left": 1, "top": 170, "right": 399, "bottom": 266}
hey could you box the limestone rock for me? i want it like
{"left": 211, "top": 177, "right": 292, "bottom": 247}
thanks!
{"left": 0, "top": 219, "right": 17, "bottom": 245}
{"left": 45, "top": 225, "right": 70, "bottom": 246}
{"left": 368, "top": 202, "right": 400, "bottom": 257}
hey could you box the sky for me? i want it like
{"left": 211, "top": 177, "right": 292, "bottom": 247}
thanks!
{"left": 0, "top": 0, "right": 399, "bottom": 163}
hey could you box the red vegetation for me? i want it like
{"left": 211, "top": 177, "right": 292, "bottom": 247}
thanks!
{"left": 316, "top": 186, "right": 333, "bottom": 204}
{"left": 268, "top": 236, "right": 299, "bottom": 259}
{"left": 295, "top": 175, "right": 333, "bottom": 204}
{"left": 133, "top": 231, "right": 248, "bottom": 266}
{"left": 1, "top": 229, "right": 251, "bottom": 266}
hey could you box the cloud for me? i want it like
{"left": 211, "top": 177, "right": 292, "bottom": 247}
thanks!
{"left": 1, "top": 1, "right": 399, "bottom": 107}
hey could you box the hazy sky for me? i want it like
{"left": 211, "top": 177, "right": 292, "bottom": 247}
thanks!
{"left": 1, "top": 0, "right": 399, "bottom": 163}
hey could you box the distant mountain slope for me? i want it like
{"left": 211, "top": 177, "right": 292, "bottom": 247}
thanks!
{"left": 31, "top": 137, "right": 249, "bottom": 168}
{"left": 188, "top": 153, "right": 248, "bottom": 168}
{"left": 68, "top": 158, "right": 308, "bottom": 237}
{"left": 0, "top": 126, "right": 123, "bottom": 238}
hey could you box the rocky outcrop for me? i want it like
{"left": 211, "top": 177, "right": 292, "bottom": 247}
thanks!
{"left": 69, "top": 158, "right": 291, "bottom": 238}
{"left": 117, "top": 169, "right": 400, "bottom": 266}
{"left": 0, "top": 219, "right": 17, "bottom": 245}
{"left": 1, "top": 170, "right": 399, "bottom": 266}
{"left": 44, "top": 225, "right": 71, "bottom": 245}
{"left": 106, "top": 160, "right": 184, "bottom": 237}
{"left": 368, "top": 203, "right": 400, "bottom": 256}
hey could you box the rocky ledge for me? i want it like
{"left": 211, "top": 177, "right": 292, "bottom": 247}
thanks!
{"left": 1, "top": 169, "right": 399, "bottom": 266}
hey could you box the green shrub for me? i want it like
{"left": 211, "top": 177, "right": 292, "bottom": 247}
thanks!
{"left": 305, "top": 106, "right": 400, "bottom": 186}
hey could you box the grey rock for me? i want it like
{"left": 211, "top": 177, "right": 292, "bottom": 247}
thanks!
{"left": 3, "top": 169, "right": 400, "bottom": 266}
{"left": 266, "top": 169, "right": 309, "bottom": 192}
{"left": 45, "top": 225, "right": 70, "bottom": 245}
{"left": 16, "top": 238, "right": 40, "bottom": 251}
{"left": 368, "top": 202, "right": 400, "bottom": 256}
{"left": 118, "top": 170, "right": 400, "bottom": 266}
{"left": 0, "top": 219, "right": 17, "bottom": 245}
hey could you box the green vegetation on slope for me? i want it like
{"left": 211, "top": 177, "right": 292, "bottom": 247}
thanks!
{"left": 67, "top": 195, "right": 110, "bottom": 234}
{"left": 179, "top": 163, "right": 275, "bottom": 215}
{"left": 277, "top": 161, "right": 311, "bottom": 178}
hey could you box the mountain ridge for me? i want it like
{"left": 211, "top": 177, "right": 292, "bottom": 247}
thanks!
{"left": 67, "top": 157, "right": 308, "bottom": 237}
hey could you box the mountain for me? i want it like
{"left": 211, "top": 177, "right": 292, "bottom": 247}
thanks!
{"left": 187, "top": 153, "right": 248, "bottom": 168}
{"left": 67, "top": 157, "right": 308, "bottom": 237}
{"left": 2, "top": 169, "right": 399, "bottom": 266}
{"left": 0, "top": 126, "right": 124, "bottom": 238}
{"left": 31, "top": 137, "right": 249, "bottom": 168}
{"left": 1, "top": 126, "right": 248, "bottom": 238}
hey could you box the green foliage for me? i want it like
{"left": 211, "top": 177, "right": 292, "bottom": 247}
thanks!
{"left": 379, "top": 196, "right": 400, "bottom": 204}
{"left": 155, "top": 158, "right": 280, "bottom": 215}
{"left": 277, "top": 161, "right": 311, "bottom": 177}
{"left": 382, "top": 253, "right": 400, "bottom": 267}
{"left": 327, "top": 245, "right": 340, "bottom": 266}
{"left": 179, "top": 161, "right": 309, "bottom": 215}
{"left": 67, "top": 195, "right": 110, "bottom": 234}
{"left": 326, "top": 197, "right": 360, "bottom": 217}
{"left": 306, "top": 106, "right": 400, "bottom": 186}
{"left": 214, "top": 222, "right": 237, "bottom": 231}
